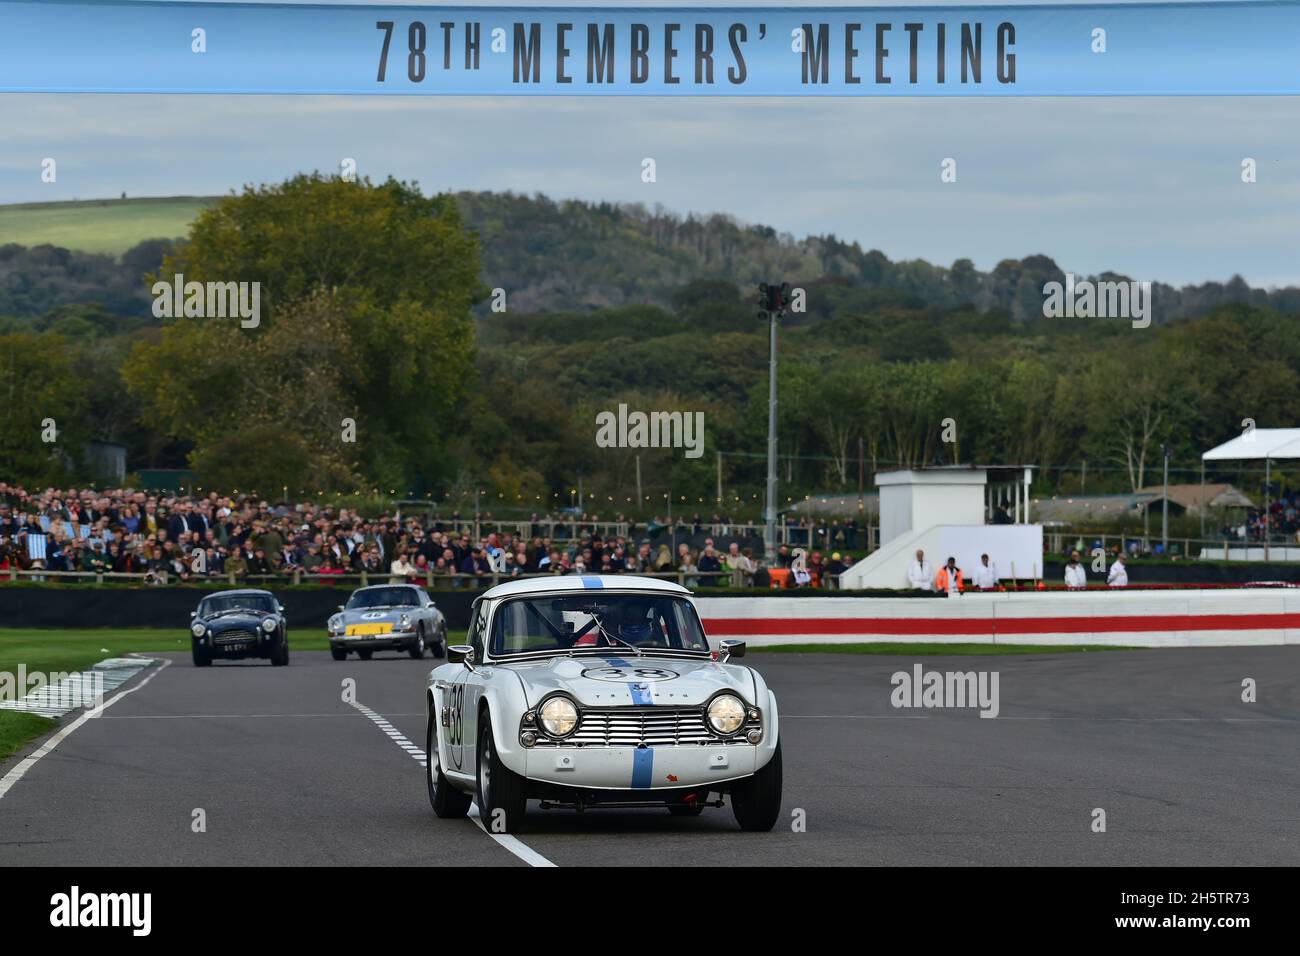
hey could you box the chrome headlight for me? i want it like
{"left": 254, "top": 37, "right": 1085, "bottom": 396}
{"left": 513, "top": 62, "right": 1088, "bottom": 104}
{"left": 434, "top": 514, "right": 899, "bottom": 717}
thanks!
{"left": 538, "top": 696, "right": 579, "bottom": 738}
{"left": 190, "top": 622, "right": 206, "bottom": 638}
{"left": 707, "top": 694, "right": 746, "bottom": 735}
{"left": 399, "top": 613, "right": 412, "bottom": 629}
{"left": 328, "top": 616, "right": 343, "bottom": 634}
{"left": 261, "top": 618, "right": 277, "bottom": 632}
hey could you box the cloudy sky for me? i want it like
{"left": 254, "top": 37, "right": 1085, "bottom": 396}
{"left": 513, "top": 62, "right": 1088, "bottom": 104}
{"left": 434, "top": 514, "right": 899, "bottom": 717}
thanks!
{"left": 1, "top": 0, "right": 1295, "bottom": 287}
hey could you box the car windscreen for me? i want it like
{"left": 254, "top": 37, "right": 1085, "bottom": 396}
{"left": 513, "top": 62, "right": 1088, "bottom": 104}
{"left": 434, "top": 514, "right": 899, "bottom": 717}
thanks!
{"left": 490, "top": 593, "right": 708, "bottom": 656}
{"left": 346, "top": 587, "right": 419, "bottom": 609}
{"left": 200, "top": 594, "right": 275, "bottom": 615}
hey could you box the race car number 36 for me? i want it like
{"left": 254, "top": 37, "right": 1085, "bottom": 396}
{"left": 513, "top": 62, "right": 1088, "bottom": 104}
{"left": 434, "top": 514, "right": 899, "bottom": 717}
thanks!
{"left": 581, "top": 667, "right": 679, "bottom": 683}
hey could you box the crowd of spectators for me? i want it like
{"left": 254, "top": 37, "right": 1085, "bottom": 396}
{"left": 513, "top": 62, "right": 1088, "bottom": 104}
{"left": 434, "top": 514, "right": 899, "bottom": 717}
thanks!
{"left": 0, "top": 484, "right": 858, "bottom": 589}
{"left": 1231, "top": 494, "right": 1300, "bottom": 543}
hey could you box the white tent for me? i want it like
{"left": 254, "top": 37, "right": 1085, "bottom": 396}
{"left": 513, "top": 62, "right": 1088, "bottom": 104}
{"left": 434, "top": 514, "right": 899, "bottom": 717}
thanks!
{"left": 1202, "top": 428, "right": 1300, "bottom": 461}
{"left": 1202, "top": 428, "right": 1300, "bottom": 560}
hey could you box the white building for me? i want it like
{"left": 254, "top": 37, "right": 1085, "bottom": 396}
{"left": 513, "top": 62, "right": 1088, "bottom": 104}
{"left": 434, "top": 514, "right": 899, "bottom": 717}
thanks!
{"left": 838, "top": 465, "right": 1043, "bottom": 589}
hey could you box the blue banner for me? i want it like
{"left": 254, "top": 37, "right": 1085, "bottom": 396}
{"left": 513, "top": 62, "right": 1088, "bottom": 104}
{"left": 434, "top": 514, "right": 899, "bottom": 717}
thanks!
{"left": 0, "top": 1, "right": 1297, "bottom": 95}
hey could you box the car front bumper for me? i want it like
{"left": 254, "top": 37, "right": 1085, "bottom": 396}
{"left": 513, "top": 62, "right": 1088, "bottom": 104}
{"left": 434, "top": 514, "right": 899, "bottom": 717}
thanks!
{"left": 522, "top": 743, "right": 762, "bottom": 791}
{"left": 329, "top": 629, "right": 418, "bottom": 650}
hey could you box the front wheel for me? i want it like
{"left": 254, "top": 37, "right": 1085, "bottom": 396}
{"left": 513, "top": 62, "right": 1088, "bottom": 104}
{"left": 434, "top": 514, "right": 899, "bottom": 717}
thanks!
{"left": 730, "top": 741, "right": 783, "bottom": 832}
{"left": 475, "top": 714, "right": 527, "bottom": 834}
{"left": 192, "top": 644, "right": 211, "bottom": 667}
{"left": 330, "top": 646, "right": 347, "bottom": 661}
{"left": 408, "top": 627, "right": 426, "bottom": 659}
{"left": 271, "top": 637, "right": 289, "bottom": 666}
{"left": 427, "top": 708, "right": 470, "bottom": 818}
{"left": 430, "top": 625, "right": 447, "bottom": 659}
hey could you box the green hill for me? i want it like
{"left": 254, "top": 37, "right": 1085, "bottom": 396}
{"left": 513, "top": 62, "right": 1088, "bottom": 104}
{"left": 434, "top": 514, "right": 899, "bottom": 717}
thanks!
{"left": 0, "top": 196, "right": 218, "bottom": 255}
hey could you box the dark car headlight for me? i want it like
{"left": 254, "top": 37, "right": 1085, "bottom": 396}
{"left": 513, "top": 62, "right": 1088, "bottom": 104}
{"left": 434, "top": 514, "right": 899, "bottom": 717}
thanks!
{"left": 190, "top": 622, "right": 206, "bottom": 638}
{"left": 261, "top": 618, "right": 277, "bottom": 633}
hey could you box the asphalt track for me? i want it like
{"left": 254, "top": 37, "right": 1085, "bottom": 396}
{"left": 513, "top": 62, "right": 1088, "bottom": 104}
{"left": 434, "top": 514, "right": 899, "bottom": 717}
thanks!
{"left": 2, "top": 645, "right": 1298, "bottom": 866}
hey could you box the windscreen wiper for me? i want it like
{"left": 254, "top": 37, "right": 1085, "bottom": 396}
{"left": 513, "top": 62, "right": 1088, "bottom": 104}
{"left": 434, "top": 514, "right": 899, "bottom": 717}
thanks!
{"left": 591, "top": 612, "right": 642, "bottom": 657}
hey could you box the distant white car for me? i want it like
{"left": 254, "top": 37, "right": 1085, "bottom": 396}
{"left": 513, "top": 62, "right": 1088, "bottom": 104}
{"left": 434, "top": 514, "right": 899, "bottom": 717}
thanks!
{"left": 424, "top": 575, "right": 782, "bottom": 833}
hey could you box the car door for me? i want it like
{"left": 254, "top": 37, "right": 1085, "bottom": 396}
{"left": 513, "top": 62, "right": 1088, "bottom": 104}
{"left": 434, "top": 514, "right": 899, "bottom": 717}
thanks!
{"left": 447, "top": 598, "right": 487, "bottom": 772}
{"left": 416, "top": 587, "right": 438, "bottom": 633}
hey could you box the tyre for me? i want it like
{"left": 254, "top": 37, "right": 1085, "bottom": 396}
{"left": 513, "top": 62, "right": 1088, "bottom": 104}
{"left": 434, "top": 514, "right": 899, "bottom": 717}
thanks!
{"left": 357, "top": 649, "right": 373, "bottom": 661}
{"left": 330, "top": 646, "right": 347, "bottom": 661}
{"left": 427, "top": 706, "right": 470, "bottom": 819}
{"left": 431, "top": 625, "right": 447, "bottom": 659}
{"left": 730, "top": 741, "right": 783, "bottom": 832}
{"left": 271, "top": 637, "right": 289, "bottom": 666}
{"left": 408, "top": 626, "right": 426, "bottom": 659}
{"left": 475, "top": 712, "right": 527, "bottom": 834}
{"left": 191, "top": 644, "right": 211, "bottom": 667}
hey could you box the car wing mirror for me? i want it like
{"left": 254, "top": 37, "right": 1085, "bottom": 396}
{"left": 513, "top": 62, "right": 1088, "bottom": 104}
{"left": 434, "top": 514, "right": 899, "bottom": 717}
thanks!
{"left": 336, "top": 605, "right": 344, "bottom": 613}
{"left": 719, "top": 639, "right": 746, "bottom": 662}
{"left": 189, "top": 611, "right": 197, "bottom": 618}
{"left": 447, "top": 645, "right": 476, "bottom": 669}
{"left": 425, "top": 601, "right": 436, "bottom": 609}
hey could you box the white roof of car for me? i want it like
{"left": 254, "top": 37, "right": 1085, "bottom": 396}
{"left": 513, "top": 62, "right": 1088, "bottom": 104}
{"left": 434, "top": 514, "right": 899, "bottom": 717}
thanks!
{"left": 481, "top": 574, "right": 690, "bottom": 600}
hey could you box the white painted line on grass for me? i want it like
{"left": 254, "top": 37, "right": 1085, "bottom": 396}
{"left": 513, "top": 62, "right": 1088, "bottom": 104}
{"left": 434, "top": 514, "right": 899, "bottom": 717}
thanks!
{"left": 346, "top": 698, "right": 556, "bottom": 868}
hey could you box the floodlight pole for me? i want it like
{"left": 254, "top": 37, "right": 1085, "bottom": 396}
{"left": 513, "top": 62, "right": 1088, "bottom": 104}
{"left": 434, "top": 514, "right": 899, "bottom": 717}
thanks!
{"left": 764, "top": 305, "right": 779, "bottom": 564}
{"left": 1264, "top": 456, "right": 1271, "bottom": 561}
{"left": 1161, "top": 444, "right": 1171, "bottom": 552}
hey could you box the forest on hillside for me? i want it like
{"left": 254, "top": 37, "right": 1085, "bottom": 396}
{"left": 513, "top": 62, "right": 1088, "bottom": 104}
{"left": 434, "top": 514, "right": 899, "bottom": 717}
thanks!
{"left": 0, "top": 180, "right": 1296, "bottom": 511}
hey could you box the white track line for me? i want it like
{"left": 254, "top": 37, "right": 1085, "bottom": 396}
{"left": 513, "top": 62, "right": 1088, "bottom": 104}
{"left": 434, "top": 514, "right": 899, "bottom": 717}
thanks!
{"left": 0, "top": 657, "right": 171, "bottom": 802}
{"left": 347, "top": 699, "right": 556, "bottom": 868}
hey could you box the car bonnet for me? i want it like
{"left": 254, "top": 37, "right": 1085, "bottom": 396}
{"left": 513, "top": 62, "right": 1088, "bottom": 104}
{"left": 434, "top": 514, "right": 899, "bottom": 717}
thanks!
{"left": 499, "top": 654, "right": 753, "bottom": 708}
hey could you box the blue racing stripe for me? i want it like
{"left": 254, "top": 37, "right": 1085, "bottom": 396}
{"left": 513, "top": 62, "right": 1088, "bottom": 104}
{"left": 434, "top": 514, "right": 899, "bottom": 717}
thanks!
{"left": 631, "top": 747, "right": 654, "bottom": 788}
{"left": 603, "top": 657, "right": 655, "bottom": 705}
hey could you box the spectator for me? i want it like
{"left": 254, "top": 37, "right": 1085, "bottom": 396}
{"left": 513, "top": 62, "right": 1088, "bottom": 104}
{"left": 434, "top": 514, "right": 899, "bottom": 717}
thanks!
{"left": 697, "top": 543, "right": 722, "bottom": 586}
{"left": 725, "top": 542, "right": 754, "bottom": 587}
{"left": 249, "top": 547, "right": 272, "bottom": 576}
{"left": 824, "top": 551, "right": 847, "bottom": 587}
{"left": 390, "top": 550, "right": 416, "bottom": 583}
{"left": 225, "top": 548, "right": 249, "bottom": 580}
{"left": 1064, "top": 550, "right": 1087, "bottom": 589}
{"left": 935, "top": 556, "right": 963, "bottom": 596}
{"left": 972, "top": 553, "right": 998, "bottom": 590}
{"left": 1107, "top": 552, "right": 1129, "bottom": 588}
{"left": 907, "top": 549, "right": 934, "bottom": 591}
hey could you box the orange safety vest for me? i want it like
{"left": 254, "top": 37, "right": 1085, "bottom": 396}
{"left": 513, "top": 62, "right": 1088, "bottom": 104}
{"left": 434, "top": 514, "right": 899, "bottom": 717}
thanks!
{"left": 935, "top": 567, "right": 963, "bottom": 592}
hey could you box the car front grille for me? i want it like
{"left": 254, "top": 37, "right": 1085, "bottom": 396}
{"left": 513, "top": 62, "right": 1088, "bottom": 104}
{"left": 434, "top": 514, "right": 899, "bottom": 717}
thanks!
{"left": 531, "top": 707, "right": 758, "bottom": 748}
{"left": 213, "top": 629, "right": 258, "bottom": 645}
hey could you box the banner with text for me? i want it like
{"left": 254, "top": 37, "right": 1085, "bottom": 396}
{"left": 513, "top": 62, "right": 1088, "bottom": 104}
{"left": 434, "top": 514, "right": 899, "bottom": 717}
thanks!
{"left": 0, "top": 1, "right": 1298, "bottom": 96}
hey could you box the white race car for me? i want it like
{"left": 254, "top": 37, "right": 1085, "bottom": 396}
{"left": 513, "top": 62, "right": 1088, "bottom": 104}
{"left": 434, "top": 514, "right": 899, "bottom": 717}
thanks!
{"left": 424, "top": 575, "right": 782, "bottom": 832}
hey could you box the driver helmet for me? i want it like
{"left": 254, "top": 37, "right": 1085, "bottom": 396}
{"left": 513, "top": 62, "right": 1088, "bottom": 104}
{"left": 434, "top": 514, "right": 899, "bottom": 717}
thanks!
{"left": 614, "top": 603, "right": 654, "bottom": 644}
